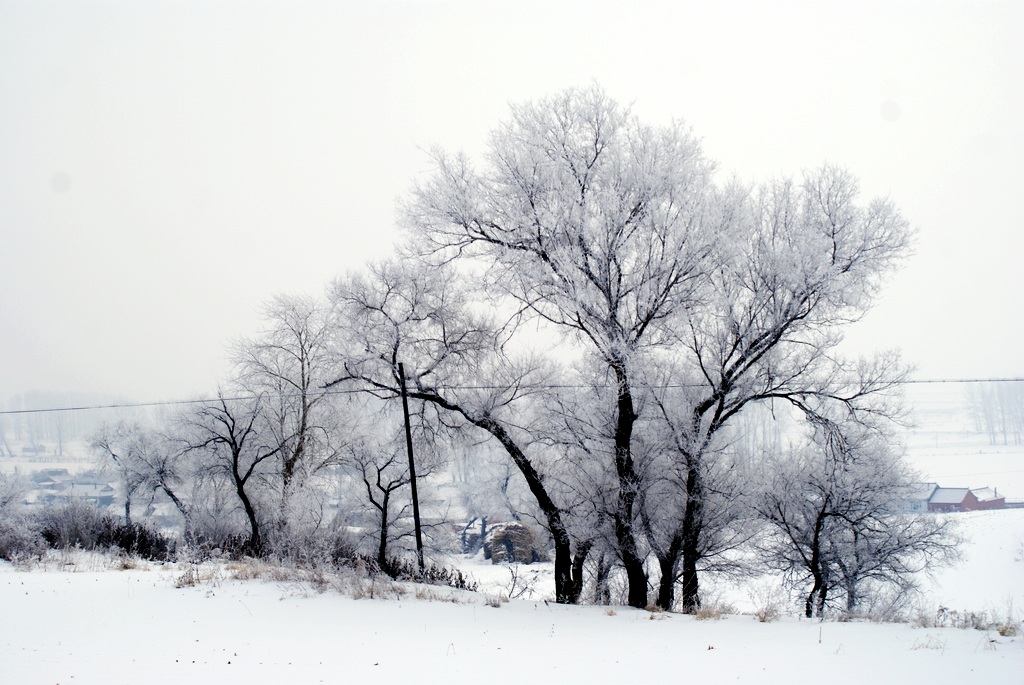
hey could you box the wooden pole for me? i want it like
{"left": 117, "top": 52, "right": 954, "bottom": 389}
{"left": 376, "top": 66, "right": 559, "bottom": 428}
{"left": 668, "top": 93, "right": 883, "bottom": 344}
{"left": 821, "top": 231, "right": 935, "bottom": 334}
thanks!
{"left": 398, "top": 362, "right": 425, "bottom": 575}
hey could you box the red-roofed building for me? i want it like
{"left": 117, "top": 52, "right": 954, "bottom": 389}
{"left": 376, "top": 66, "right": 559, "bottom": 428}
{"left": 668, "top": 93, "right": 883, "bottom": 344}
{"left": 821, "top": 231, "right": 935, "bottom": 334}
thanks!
{"left": 928, "top": 487, "right": 975, "bottom": 513}
{"left": 927, "top": 486, "right": 1006, "bottom": 512}
{"left": 969, "top": 487, "right": 1006, "bottom": 510}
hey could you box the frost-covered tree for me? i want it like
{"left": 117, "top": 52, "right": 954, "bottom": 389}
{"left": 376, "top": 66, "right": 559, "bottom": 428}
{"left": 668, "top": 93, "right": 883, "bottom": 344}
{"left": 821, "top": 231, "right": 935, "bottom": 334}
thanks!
{"left": 233, "top": 294, "right": 345, "bottom": 540}
{"left": 89, "top": 420, "right": 193, "bottom": 534}
{"left": 178, "top": 393, "right": 281, "bottom": 556}
{"left": 755, "top": 420, "right": 958, "bottom": 617}
{"left": 646, "top": 167, "right": 911, "bottom": 611}
{"left": 400, "top": 86, "right": 911, "bottom": 611}
{"left": 403, "top": 85, "right": 723, "bottom": 607}
{"left": 328, "top": 259, "right": 590, "bottom": 604}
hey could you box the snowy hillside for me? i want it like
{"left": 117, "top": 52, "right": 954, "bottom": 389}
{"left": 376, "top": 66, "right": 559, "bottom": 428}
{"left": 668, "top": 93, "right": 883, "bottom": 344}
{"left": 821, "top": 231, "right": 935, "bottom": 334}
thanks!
{"left": 2, "top": 509, "right": 1021, "bottom": 684}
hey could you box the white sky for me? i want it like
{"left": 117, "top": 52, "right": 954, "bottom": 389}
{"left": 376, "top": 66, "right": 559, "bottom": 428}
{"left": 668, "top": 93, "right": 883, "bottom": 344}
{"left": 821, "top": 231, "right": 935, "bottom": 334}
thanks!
{"left": 2, "top": 0, "right": 1022, "bottom": 405}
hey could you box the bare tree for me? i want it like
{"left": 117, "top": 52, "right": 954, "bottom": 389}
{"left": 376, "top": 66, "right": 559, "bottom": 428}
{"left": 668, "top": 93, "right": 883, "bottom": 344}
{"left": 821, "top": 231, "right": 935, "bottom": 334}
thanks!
{"left": 755, "top": 420, "right": 959, "bottom": 617}
{"left": 233, "top": 294, "right": 344, "bottom": 541}
{"left": 0, "top": 471, "right": 28, "bottom": 510}
{"left": 329, "top": 259, "right": 590, "bottom": 604}
{"left": 640, "top": 403, "right": 757, "bottom": 611}
{"left": 402, "top": 85, "right": 724, "bottom": 607}
{"left": 966, "top": 380, "right": 1024, "bottom": 446}
{"left": 179, "top": 393, "right": 280, "bottom": 556}
{"left": 89, "top": 420, "right": 195, "bottom": 535}
{"left": 627, "top": 165, "right": 912, "bottom": 611}
{"left": 400, "top": 86, "right": 912, "bottom": 611}
{"left": 341, "top": 410, "right": 447, "bottom": 571}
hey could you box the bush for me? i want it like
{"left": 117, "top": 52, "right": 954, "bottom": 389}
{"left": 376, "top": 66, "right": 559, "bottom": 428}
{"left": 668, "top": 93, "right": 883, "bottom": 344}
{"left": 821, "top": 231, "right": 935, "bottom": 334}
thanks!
{"left": 186, "top": 532, "right": 253, "bottom": 562}
{"left": 360, "top": 554, "right": 478, "bottom": 592}
{"left": 0, "top": 515, "right": 47, "bottom": 562}
{"left": 37, "top": 500, "right": 111, "bottom": 549}
{"left": 36, "top": 501, "right": 173, "bottom": 561}
{"left": 266, "top": 528, "right": 359, "bottom": 569}
{"left": 101, "top": 521, "right": 173, "bottom": 561}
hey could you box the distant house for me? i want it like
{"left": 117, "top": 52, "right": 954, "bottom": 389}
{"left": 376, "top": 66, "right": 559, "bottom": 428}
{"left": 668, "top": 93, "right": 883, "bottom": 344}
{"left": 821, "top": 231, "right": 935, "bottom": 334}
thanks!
{"left": 46, "top": 483, "right": 118, "bottom": 508}
{"left": 927, "top": 486, "right": 1006, "bottom": 512}
{"left": 905, "top": 482, "right": 939, "bottom": 513}
{"left": 969, "top": 487, "right": 1006, "bottom": 510}
{"left": 928, "top": 487, "right": 974, "bottom": 513}
{"left": 31, "top": 468, "right": 71, "bottom": 483}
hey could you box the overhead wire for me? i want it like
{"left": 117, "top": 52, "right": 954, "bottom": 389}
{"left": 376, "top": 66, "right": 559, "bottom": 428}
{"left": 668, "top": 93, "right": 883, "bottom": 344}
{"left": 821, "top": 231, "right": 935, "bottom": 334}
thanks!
{"left": 1, "top": 377, "right": 1022, "bottom": 416}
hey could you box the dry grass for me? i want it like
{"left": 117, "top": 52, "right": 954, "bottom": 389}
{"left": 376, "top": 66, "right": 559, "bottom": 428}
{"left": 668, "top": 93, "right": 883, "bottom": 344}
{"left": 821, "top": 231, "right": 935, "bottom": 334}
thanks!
{"left": 911, "top": 634, "right": 946, "bottom": 651}
{"left": 484, "top": 593, "right": 508, "bottom": 608}
{"left": 747, "top": 580, "right": 788, "bottom": 623}
{"left": 692, "top": 593, "right": 736, "bottom": 621}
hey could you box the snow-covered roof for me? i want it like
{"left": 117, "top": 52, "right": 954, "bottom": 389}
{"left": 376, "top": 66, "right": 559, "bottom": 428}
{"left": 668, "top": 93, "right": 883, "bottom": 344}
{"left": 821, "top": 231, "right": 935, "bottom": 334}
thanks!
{"left": 929, "top": 487, "right": 970, "bottom": 504}
{"left": 907, "top": 482, "right": 938, "bottom": 501}
{"left": 970, "top": 487, "right": 1003, "bottom": 502}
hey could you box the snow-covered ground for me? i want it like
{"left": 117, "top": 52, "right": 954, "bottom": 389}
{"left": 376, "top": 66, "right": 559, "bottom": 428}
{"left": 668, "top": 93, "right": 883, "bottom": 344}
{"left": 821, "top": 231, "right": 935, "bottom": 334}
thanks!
{"left": 3, "top": 509, "right": 1022, "bottom": 684}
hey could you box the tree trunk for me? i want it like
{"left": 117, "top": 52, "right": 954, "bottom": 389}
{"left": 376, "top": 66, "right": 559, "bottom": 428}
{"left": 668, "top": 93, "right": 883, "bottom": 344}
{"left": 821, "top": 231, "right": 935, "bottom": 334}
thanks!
{"left": 805, "top": 514, "right": 826, "bottom": 618}
{"left": 593, "top": 553, "right": 613, "bottom": 605}
{"left": 611, "top": 362, "right": 647, "bottom": 609}
{"left": 656, "top": 554, "right": 677, "bottom": 611}
{"left": 407, "top": 389, "right": 584, "bottom": 604}
{"left": 233, "top": 470, "right": 262, "bottom": 556}
{"left": 814, "top": 584, "right": 828, "bottom": 617}
{"left": 679, "top": 459, "right": 704, "bottom": 613}
{"left": 569, "top": 541, "right": 592, "bottom": 605}
{"left": 279, "top": 424, "right": 305, "bottom": 533}
{"left": 377, "top": 492, "right": 390, "bottom": 569}
{"left": 479, "top": 417, "right": 578, "bottom": 604}
{"left": 159, "top": 484, "right": 193, "bottom": 542}
{"left": 654, "top": 533, "right": 683, "bottom": 611}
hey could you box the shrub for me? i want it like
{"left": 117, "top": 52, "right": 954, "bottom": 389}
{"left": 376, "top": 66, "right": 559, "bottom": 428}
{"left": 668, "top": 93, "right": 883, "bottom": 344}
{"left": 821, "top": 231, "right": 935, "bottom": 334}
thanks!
{"left": 36, "top": 501, "right": 173, "bottom": 561}
{"left": 100, "top": 521, "right": 173, "bottom": 561}
{"left": 0, "top": 515, "right": 46, "bottom": 562}
{"left": 266, "top": 528, "right": 359, "bottom": 569}
{"left": 360, "top": 554, "right": 479, "bottom": 592}
{"left": 747, "top": 580, "right": 789, "bottom": 623}
{"left": 37, "top": 500, "right": 111, "bottom": 549}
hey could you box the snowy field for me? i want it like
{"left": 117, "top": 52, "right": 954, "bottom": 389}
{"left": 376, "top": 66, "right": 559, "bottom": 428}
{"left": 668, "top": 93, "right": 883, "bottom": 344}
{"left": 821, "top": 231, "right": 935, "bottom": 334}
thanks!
{"left": 2, "top": 509, "right": 1022, "bottom": 685}
{"left": 902, "top": 383, "right": 1024, "bottom": 498}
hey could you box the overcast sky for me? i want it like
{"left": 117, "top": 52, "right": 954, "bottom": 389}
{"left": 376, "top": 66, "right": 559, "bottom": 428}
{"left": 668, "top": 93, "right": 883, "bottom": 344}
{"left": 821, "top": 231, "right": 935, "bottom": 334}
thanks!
{"left": 2, "top": 1, "right": 1022, "bottom": 406}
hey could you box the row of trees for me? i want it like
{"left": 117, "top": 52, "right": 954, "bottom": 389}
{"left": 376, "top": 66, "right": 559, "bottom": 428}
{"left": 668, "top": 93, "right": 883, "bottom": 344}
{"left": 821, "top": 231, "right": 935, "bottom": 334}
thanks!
{"left": 83, "top": 86, "right": 955, "bottom": 615}
{"left": 966, "top": 381, "right": 1024, "bottom": 445}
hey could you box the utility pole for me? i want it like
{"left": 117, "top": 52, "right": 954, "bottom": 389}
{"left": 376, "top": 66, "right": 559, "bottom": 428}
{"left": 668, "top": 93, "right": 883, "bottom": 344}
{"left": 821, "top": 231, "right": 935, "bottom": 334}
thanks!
{"left": 398, "top": 362, "right": 425, "bottom": 576}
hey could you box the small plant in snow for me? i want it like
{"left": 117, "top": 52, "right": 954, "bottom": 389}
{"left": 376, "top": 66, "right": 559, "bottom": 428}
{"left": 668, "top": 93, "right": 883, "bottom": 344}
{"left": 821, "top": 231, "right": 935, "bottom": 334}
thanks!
{"left": 504, "top": 564, "right": 538, "bottom": 600}
{"left": 484, "top": 593, "right": 507, "bottom": 608}
{"left": 692, "top": 589, "right": 736, "bottom": 621}
{"left": 748, "top": 580, "right": 788, "bottom": 623}
{"left": 996, "top": 623, "right": 1017, "bottom": 638}
{"left": 911, "top": 634, "right": 946, "bottom": 652}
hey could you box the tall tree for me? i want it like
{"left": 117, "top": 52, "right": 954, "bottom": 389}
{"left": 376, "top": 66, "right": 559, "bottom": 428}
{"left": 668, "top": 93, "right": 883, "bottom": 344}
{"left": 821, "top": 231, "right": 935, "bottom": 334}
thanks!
{"left": 755, "top": 419, "right": 959, "bottom": 617}
{"left": 644, "top": 167, "right": 911, "bottom": 611}
{"left": 90, "top": 420, "right": 194, "bottom": 535}
{"left": 233, "top": 294, "right": 343, "bottom": 540}
{"left": 403, "top": 85, "right": 723, "bottom": 607}
{"left": 329, "top": 260, "right": 590, "bottom": 604}
{"left": 179, "top": 394, "right": 280, "bottom": 556}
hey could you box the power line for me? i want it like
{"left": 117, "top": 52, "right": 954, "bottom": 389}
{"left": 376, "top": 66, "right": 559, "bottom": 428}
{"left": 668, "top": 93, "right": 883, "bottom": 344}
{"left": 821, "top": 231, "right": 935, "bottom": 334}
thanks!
{"left": 0, "top": 388, "right": 364, "bottom": 416}
{"left": 902, "top": 377, "right": 1024, "bottom": 385}
{"left": 2, "top": 377, "right": 1022, "bottom": 417}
